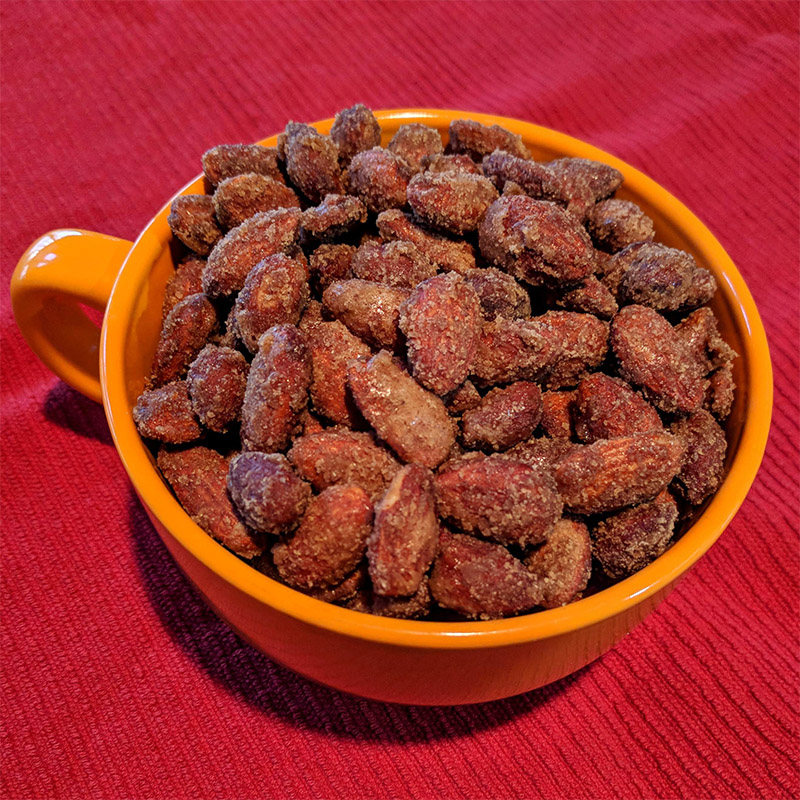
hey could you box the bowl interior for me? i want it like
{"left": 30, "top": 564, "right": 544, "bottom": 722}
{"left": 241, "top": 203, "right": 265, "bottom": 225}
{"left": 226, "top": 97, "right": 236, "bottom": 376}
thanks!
{"left": 101, "top": 109, "right": 772, "bottom": 647}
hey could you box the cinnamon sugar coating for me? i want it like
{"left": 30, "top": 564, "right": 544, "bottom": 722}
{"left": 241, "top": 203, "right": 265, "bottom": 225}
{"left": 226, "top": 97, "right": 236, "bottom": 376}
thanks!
{"left": 162, "top": 256, "right": 205, "bottom": 320}
{"left": 407, "top": 170, "right": 498, "bottom": 235}
{"left": 387, "top": 123, "right": 444, "bottom": 172}
{"left": 227, "top": 452, "right": 310, "bottom": 534}
{"left": 464, "top": 267, "right": 531, "bottom": 321}
{"left": 479, "top": 195, "right": 595, "bottom": 287}
{"left": 399, "top": 273, "right": 482, "bottom": 395}
{"left": 376, "top": 209, "right": 477, "bottom": 274}
{"left": 525, "top": 518, "right": 592, "bottom": 608}
{"left": 186, "top": 345, "right": 249, "bottom": 433}
{"left": 670, "top": 410, "right": 727, "bottom": 505}
{"left": 422, "top": 153, "right": 481, "bottom": 175}
{"left": 308, "top": 244, "right": 356, "bottom": 290}
{"left": 448, "top": 119, "right": 530, "bottom": 161}
{"left": 470, "top": 317, "right": 555, "bottom": 387}
{"left": 618, "top": 243, "right": 716, "bottom": 312}
{"left": 203, "top": 208, "right": 301, "bottom": 298}
{"left": 611, "top": 305, "right": 706, "bottom": 414}
{"left": 232, "top": 254, "right": 309, "bottom": 353}
{"left": 593, "top": 490, "right": 678, "bottom": 579}
{"left": 213, "top": 173, "right": 300, "bottom": 229}
{"left": 330, "top": 104, "right": 382, "bottom": 164}
{"left": 151, "top": 293, "right": 219, "bottom": 387}
{"left": 288, "top": 430, "right": 400, "bottom": 501}
{"left": 443, "top": 380, "right": 482, "bottom": 415}
{"left": 430, "top": 532, "right": 542, "bottom": 620}
{"left": 322, "top": 279, "right": 409, "bottom": 351}
{"left": 158, "top": 447, "right": 262, "bottom": 558}
{"left": 539, "top": 390, "right": 576, "bottom": 439}
{"left": 505, "top": 437, "right": 578, "bottom": 474}
{"left": 482, "top": 150, "right": 559, "bottom": 198}
{"left": 572, "top": 373, "right": 661, "bottom": 443}
{"left": 351, "top": 240, "right": 437, "bottom": 288}
{"left": 202, "top": 144, "right": 283, "bottom": 187}
{"left": 240, "top": 324, "right": 311, "bottom": 453}
{"left": 303, "top": 317, "right": 371, "bottom": 427}
{"left": 301, "top": 194, "right": 367, "bottom": 242}
{"left": 371, "top": 577, "right": 432, "bottom": 619}
{"left": 348, "top": 350, "right": 456, "bottom": 468}
{"left": 272, "top": 485, "right": 373, "bottom": 589}
{"left": 461, "top": 382, "right": 543, "bottom": 452}
{"left": 674, "top": 307, "right": 737, "bottom": 375}
{"left": 542, "top": 157, "right": 623, "bottom": 218}
{"left": 535, "top": 311, "right": 609, "bottom": 390}
{"left": 256, "top": 555, "right": 368, "bottom": 605}
{"left": 482, "top": 152, "right": 623, "bottom": 218}
{"left": 280, "top": 122, "right": 343, "bottom": 203}
{"left": 368, "top": 464, "right": 439, "bottom": 596}
{"left": 555, "top": 431, "right": 685, "bottom": 514}
{"left": 347, "top": 147, "right": 412, "bottom": 212}
{"left": 551, "top": 276, "right": 618, "bottom": 320}
{"left": 435, "top": 454, "right": 562, "bottom": 548}
{"left": 705, "top": 365, "right": 735, "bottom": 421}
{"left": 133, "top": 381, "right": 201, "bottom": 443}
{"left": 586, "top": 198, "right": 655, "bottom": 252}
{"left": 167, "top": 195, "right": 222, "bottom": 256}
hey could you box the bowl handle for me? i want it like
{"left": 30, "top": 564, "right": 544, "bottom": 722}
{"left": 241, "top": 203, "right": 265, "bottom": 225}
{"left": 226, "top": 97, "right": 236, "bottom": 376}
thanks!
{"left": 10, "top": 229, "right": 133, "bottom": 403}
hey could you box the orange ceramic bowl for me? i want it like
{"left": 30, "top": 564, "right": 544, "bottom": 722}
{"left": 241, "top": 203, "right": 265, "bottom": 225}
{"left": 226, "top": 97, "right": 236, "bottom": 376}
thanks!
{"left": 10, "top": 110, "right": 772, "bottom": 705}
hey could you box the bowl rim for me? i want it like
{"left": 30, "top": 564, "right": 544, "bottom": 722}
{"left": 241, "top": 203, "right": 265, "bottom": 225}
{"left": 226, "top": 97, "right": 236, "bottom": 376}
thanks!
{"left": 101, "top": 108, "right": 773, "bottom": 649}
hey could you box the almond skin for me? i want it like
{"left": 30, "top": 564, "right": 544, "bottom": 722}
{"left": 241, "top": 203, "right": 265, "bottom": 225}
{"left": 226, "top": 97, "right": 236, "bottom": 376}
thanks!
{"left": 288, "top": 430, "right": 400, "bottom": 501}
{"left": 158, "top": 447, "right": 262, "bottom": 559}
{"left": 555, "top": 431, "right": 685, "bottom": 514}
{"left": 150, "top": 293, "right": 218, "bottom": 387}
{"left": 232, "top": 254, "right": 309, "bottom": 354}
{"left": 323, "top": 279, "right": 410, "bottom": 352}
{"left": 670, "top": 410, "right": 727, "bottom": 505}
{"left": 202, "top": 144, "right": 283, "bottom": 187}
{"left": 186, "top": 345, "right": 249, "bottom": 433}
{"left": 167, "top": 194, "right": 222, "bottom": 256}
{"left": 399, "top": 273, "right": 482, "bottom": 396}
{"left": 368, "top": 464, "right": 439, "bottom": 597}
{"left": 611, "top": 304, "right": 707, "bottom": 414}
{"left": 449, "top": 119, "right": 530, "bottom": 161}
{"left": 376, "top": 209, "right": 477, "bottom": 274}
{"left": 303, "top": 318, "right": 371, "bottom": 427}
{"left": 407, "top": 170, "right": 498, "bottom": 235}
{"left": 572, "top": 373, "right": 661, "bottom": 443}
{"left": 162, "top": 256, "right": 205, "bottom": 320}
{"left": 429, "top": 532, "right": 542, "bottom": 620}
{"left": 525, "top": 518, "right": 592, "bottom": 608}
{"left": 272, "top": 485, "right": 373, "bottom": 589}
{"left": 351, "top": 240, "right": 437, "bottom": 288}
{"left": 240, "top": 324, "right": 311, "bottom": 453}
{"left": 227, "top": 452, "right": 310, "bottom": 535}
{"left": 539, "top": 390, "right": 576, "bottom": 439}
{"left": 347, "top": 350, "right": 456, "bottom": 468}
{"left": 593, "top": 490, "right": 678, "bottom": 579}
{"left": 478, "top": 195, "right": 595, "bottom": 287}
{"left": 461, "top": 382, "right": 543, "bottom": 452}
{"left": 213, "top": 172, "right": 300, "bottom": 229}
{"left": 133, "top": 381, "right": 201, "bottom": 444}
{"left": 202, "top": 208, "right": 301, "bottom": 298}
{"left": 435, "top": 453, "right": 562, "bottom": 548}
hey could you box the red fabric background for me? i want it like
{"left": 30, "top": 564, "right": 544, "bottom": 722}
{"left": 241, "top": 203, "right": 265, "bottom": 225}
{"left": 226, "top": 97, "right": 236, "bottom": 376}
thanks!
{"left": 1, "top": 2, "right": 798, "bottom": 798}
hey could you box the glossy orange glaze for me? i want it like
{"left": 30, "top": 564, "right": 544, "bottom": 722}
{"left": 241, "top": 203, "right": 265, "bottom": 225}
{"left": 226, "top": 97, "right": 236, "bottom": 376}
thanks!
{"left": 10, "top": 110, "right": 772, "bottom": 704}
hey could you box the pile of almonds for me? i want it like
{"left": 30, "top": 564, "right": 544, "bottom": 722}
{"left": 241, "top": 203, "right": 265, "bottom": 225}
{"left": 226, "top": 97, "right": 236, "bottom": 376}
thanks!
{"left": 133, "top": 105, "right": 736, "bottom": 620}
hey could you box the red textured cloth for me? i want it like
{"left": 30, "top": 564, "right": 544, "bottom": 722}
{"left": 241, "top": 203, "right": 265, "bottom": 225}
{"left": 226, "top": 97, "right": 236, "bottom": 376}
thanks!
{"left": 1, "top": 2, "right": 798, "bottom": 798}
